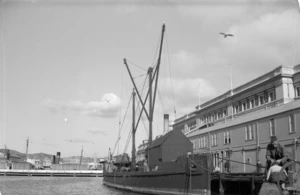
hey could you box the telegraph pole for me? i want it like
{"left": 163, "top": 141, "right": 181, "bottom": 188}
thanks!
{"left": 79, "top": 146, "right": 83, "bottom": 165}
{"left": 25, "top": 137, "right": 29, "bottom": 159}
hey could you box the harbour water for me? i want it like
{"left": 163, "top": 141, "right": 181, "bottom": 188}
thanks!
{"left": 0, "top": 176, "right": 141, "bottom": 195}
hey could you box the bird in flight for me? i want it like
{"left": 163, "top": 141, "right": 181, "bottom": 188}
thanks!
{"left": 105, "top": 98, "right": 111, "bottom": 103}
{"left": 220, "top": 32, "right": 234, "bottom": 38}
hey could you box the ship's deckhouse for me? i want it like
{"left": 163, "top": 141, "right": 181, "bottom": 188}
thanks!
{"left": 173, "top": 64, "right": 300, "bottom": 173}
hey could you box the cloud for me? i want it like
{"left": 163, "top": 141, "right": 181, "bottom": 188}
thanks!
{"left": 42, "top": 93, "right": 121, "bottom": 118}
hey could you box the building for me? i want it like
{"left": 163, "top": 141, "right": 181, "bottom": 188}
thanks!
{"left": 62, "top": 157, "right": 80, "bottom": 164}
{"left": 136, "top": 140, "right": 149, "bottom": 165}
{"left": 148, "top": 129, "right": 193, "bottom": 169}
{"left": 173, "top": 65, "right": 300, "bottom": 173}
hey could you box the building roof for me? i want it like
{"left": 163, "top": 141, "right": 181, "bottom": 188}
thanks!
{"left": 187, "top": 99, "right": 300, "bottom": 138}
{"left": 174, "top": 65, "right": 299, "bottom": 124}
{"left": 149, "top": 130, "right": 178, "bottom": 149}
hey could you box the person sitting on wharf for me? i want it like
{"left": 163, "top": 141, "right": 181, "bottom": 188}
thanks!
{"left": 265, "top": 135, "right": 289, "bottom": 173}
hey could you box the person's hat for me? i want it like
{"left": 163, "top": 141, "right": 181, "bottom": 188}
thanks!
{"left": 270, "top": 135, "right": 278, "bottom": 142}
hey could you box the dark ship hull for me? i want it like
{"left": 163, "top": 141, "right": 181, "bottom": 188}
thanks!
{"left": 103, "top": 154, "right": 212, "bottom": 195}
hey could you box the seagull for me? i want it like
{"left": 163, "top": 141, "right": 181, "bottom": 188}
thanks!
{"left": 220, "top": 32, "right": 234, "bottom": 38}
{"left": 105, "top": 98, "right": 111, "bottom": 103}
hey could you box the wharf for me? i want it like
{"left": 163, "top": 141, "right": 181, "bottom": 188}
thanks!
{"left": 0, "top": 169, "right": 103, "bottom": 177}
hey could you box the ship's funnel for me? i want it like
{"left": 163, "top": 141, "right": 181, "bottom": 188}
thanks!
{"left": 164, "top": 114, "right": 169, "bottom": 134}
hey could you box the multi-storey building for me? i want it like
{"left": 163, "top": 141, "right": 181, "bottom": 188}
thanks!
{"left": 173, "top": 65, "right": 300, "bottom": 173}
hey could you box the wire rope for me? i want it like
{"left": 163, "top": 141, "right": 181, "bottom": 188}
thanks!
{"left": 165, "top": 30, "right": 177, "bottom": 119}
{"left": 126, "top": 58, "right": 147, "bottom": 71}
{"left": 112, "top": 94, "right": 132, "bottom": 155}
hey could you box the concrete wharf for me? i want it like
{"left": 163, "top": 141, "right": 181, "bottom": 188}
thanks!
{"left": 0, "top": 169, "right": 103, "bottom": 177}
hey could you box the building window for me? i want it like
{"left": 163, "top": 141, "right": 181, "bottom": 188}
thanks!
{"left": 196, "top": 118, "right": 201, "bottom": 127}
{"left": 192, "top": 139, "right": 196, "bottom": 150}
{"left": 270, "top": 119, "right": 275, "bottom": 136}
{"left": 211, "top": 134, "right": 217, "bottom": 146}
{"left": 296, "top": 86, "right": 300, "bottom": 97}
{"left": 250, "top": 99, "right": 254, "bottom": 108}
{"left": 184, "top": 124, "right": 188, "bottom": 133}
{"left": 198, "top": 137, "right": 207, "bottom": 148}
{"left": 245, "top": 123, "right": 256, "bottom": 141}
{"left": 200, "top": 137, "right": 203, "bottom": 148}
{"left": 224, "top": 131, "right": 231, "bottom": 144}
{"left": 188, "top": 120, "right": 196, "bottom": 130}
{"left": 259, "top": 96, "right": 264, "bottom": 105}
{"left": 242, "top": 102, "right": 246, "bottom": 111}
{"left": 264, "top": 92, "right": 269, "bottom": 103}
{"left": 198, "top": 138, "right": 201, "bottom": 149}
{"left": 269, "top": 92, "right": 274, "bottom": 102}
{"left": 289, "top": 114, "right": 295, "bottom": 133}
{"left": 223, "top": 110, "right": 227, "bottom": 117}
{"left": 235, "top": 105, "right": 239, "bottom": 114}
{"left": 255, "top": 96, "right": 259, "bottom": 106}
{"left": 225, "top": 150, "right": 231, "bottom": 157}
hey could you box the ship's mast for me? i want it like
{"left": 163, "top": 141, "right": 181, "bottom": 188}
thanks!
{"left": 131, "top": 89, "right": 136, "bottom": 169}
{"left": 148, "top": 67, "right": 153, "bottom": 144}
{"left": 150, "top": 23, "right": 165, "bottom": 144}
{"left": 124, "top": 24, "right": 165, "bottom": 146}
{"left": 124, "top": 24, "right": 165, "bottom": 168}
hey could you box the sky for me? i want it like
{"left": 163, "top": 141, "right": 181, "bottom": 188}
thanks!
{"left": 0, "top": 0, "right": 300, "bottom": 158}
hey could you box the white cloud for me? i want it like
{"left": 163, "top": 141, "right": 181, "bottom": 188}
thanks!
{"left": 42, "top": 93, "right": 121, "bottom": 118}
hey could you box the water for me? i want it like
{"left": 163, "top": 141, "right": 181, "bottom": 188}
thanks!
{"left": 0, "top": 176, "right": 141, "bottom": 195}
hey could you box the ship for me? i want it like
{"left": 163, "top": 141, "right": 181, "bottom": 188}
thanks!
{"left": 102, "top": 24, "right": 300, "bottom": 195}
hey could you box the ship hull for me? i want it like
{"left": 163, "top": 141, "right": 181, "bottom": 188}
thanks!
{"left": 103, "top": 154, "right": 211, "bottom": 195}
{"left": 103, "top": 171, "right": 209, "bottom": 195}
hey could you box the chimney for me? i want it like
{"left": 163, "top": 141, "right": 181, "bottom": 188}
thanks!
{"left": 164, "top": 114, "right": 169, "bottom": 134}
{"left": 57, "top": 152, "right": 61, "bottom": 163}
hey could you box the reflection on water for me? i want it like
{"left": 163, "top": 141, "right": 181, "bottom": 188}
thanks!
{"left": 0, "top": 176, "right": 140, "bottom": 195}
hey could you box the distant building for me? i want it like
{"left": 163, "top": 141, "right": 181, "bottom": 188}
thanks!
{"left": 173, "top": 64, "right": 300, "bottom": 173}
{"left": 62, "top": 157, "right": 80, "bottom": 164}
{"left": 0, "top": 152, "right": 6, "bottom": 163}
{"left": 1, "top": 153, "right": 22, "bottom": 163}
{"left": 136, "top": 140, "right": 149, "bottom": 164}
